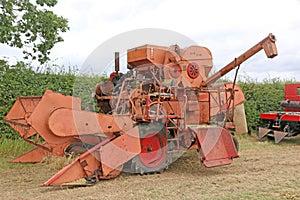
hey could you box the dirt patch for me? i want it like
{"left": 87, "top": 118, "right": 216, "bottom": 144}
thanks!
{"left": 1, "top": 135, "right": 300, "bottom": 200}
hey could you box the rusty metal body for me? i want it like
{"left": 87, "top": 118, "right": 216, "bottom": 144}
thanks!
{"left": 4, "top": 34, "right": 278, "bottom": 186}
{"left": 259, "top": 83, "right": 300, "bottom": 143}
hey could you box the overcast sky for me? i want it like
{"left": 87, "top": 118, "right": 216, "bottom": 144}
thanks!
{"left": 2, "top": 0, "right": 300, "bottom": 81}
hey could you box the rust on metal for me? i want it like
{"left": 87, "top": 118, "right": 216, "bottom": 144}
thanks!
{"left": 4, "top": 34, "right": 278, "bottom": 186}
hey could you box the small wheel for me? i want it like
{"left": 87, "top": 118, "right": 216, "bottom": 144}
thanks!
{"left": 65, "top": 142, "right": 92, "bottom": 157}
{"left": 232, "top": 136, "right": 239, "bottom": 152}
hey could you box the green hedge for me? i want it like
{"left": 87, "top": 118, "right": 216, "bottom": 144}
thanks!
{"left": 238, "top": 78, "right": 294, "bottom": 132}
{"left": 0, "top": 61, "right": 105, "bottom": 138}
{"left": 0, "top": 60, "right": 295, "bottom": 138}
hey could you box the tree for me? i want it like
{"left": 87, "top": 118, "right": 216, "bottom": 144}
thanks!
{"left": 0, "top": 0, "right": 69, "bottom": 63}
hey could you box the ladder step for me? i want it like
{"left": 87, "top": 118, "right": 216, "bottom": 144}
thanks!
{"left": 167, "top": 127, "right": 177, "bottom": 129}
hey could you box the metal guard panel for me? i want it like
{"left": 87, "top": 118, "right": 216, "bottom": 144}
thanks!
{"left": 193, "top": 126, "right": 238, "bottom": 167}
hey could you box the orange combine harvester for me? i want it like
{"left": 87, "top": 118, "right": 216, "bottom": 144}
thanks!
{"left": 4, "top": 34, "right": 278, "bottom": 186}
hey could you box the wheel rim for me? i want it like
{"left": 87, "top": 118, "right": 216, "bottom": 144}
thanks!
{"left": 139, "top": 132, "right": 167, "bottom": 168}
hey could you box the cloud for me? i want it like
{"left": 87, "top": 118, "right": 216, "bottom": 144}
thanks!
{"left": 1, "top": 0, "right": 300, "bottom": 81}
{"left": 80, "top": 28, "right": 197, "bottom": 76}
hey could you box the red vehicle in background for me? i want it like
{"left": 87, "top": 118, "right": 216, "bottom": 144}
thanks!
{"left": 259, "top": 83, "right": 300, "bottom": 143}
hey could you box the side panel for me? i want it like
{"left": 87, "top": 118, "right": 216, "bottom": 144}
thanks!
{"left": 28, "top": 90, "right": 81, "bottom": 144}
{"left": 233, "top": 104, "right": 248, "bottom": 134}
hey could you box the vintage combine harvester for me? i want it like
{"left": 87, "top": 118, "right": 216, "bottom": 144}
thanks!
{"left": 259, "top": 83, "right": 300, "bottom": 143}
{"left": 4, "top": 33, "right": 277, "bottom": 186}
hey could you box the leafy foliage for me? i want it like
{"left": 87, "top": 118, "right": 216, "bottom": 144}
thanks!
{"left": 238, "top": 77, "right": 294, "bottom": 132}
{"left": 0, "top": 0, "right": 69, "bottom": 63}
{"left": 0, "top": 61, "right": 105, "bottom": 138}
{"left": 74, "top": 75, "right": 105, "bottom": 110}
{"left": 0, "top": 60, "right": 296, "bottom": 138}
{"left": 0, "top": 61, "right": 73, "bottom": 138}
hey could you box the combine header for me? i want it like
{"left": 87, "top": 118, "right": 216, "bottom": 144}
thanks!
{"left": 4, "top": 33, "right": 278, "bottom": 186}
{"left": 259, "top": 83, "right": 300, "bottom": 143}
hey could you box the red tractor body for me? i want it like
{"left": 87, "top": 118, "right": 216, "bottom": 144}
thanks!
{"left": 259, "top": 84, "right": 300, "bottom": 143}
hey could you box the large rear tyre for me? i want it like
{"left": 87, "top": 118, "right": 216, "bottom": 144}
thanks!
{"left": 130, "top": 123, "right": 169, "bottom": 174}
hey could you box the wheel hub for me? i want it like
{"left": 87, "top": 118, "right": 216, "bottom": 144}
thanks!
{"left": 139, "top": 132, "right": 167, "bottom": 168}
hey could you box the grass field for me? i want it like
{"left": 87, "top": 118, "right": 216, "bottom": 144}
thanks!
{"left": 0, "top": 135, "right": 300, "bottom": 200}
